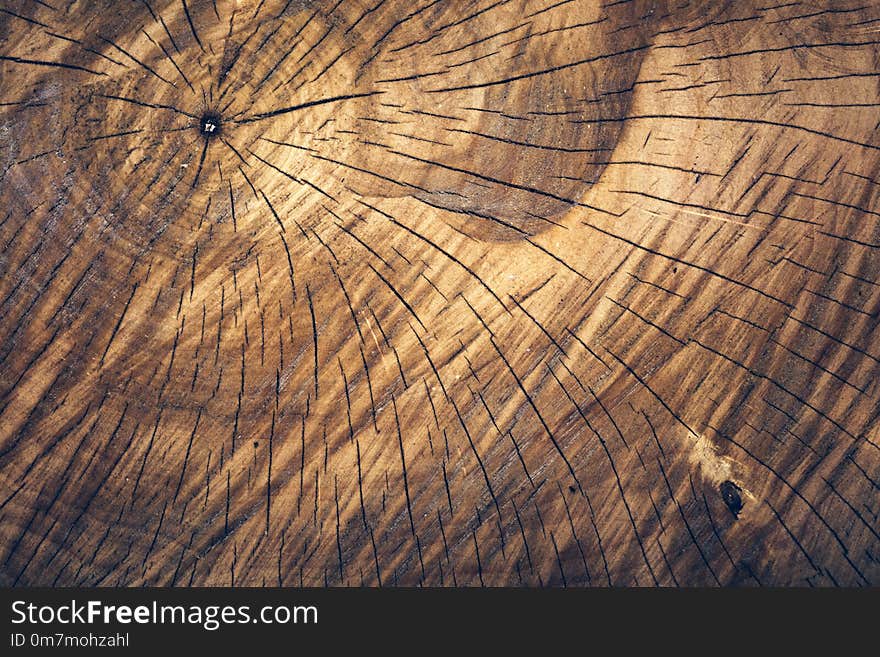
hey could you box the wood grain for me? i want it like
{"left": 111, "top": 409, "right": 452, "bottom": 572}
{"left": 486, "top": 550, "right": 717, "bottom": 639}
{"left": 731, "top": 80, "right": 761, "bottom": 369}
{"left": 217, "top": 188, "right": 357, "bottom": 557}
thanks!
{"left": 1, "top": 0, "right": 879, "bottom": 586}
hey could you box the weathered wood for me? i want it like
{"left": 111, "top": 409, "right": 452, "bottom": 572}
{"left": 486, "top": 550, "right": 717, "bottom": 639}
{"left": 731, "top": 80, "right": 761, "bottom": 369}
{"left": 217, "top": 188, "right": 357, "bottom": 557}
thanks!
{"left": 1, "top": 0, "right": 879, "bottom": 586}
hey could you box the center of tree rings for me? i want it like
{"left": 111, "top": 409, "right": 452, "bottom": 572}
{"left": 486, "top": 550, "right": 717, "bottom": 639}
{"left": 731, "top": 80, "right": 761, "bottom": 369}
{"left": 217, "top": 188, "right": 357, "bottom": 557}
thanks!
{"left": 199, "top": 112, "right": 221, "bottom": 138}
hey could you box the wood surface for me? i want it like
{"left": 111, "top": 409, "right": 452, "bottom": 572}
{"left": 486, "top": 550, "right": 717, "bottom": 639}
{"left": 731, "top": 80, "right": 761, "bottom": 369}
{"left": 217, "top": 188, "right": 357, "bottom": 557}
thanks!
{"left": 1, "top": 0, "right": 879, "bottom": 587}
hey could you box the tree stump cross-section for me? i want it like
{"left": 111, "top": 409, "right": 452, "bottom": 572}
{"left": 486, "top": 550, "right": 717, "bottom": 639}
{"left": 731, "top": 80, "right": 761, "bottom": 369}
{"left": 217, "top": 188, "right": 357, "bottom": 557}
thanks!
{"left": 0, "top": 0, "right": 879, "bottom": 586}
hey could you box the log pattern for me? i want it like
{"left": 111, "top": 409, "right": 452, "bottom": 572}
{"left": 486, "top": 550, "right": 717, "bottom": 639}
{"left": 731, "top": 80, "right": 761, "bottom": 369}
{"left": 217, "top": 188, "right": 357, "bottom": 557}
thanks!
{"left": 1, "top": 0, "right": 879, "bottom": 586}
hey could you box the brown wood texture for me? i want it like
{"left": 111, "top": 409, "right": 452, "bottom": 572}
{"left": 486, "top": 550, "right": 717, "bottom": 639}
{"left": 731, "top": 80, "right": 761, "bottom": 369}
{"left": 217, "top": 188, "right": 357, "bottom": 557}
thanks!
{"left": 1, "top": 0, "right": 879, "bottom": 587}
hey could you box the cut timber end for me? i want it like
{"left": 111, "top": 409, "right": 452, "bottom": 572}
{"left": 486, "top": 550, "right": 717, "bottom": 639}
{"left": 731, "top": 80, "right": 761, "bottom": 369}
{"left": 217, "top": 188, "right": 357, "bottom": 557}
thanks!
{"left": 0, "top": 0, "right": 878, "bottom": 587}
